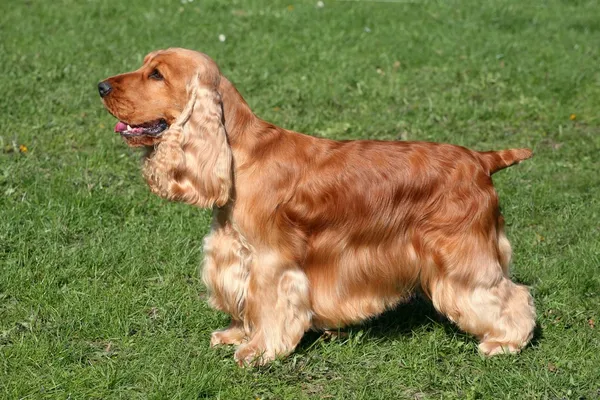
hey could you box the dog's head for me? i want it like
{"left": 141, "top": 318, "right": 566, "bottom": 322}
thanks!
{"left": 99, "top": 48, "right": 232, "bottom": 207}
{"left": 99, "top": 48, "right": 221, "bottom": 147}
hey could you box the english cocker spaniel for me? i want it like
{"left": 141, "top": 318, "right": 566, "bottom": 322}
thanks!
{"left": 99, "top": 48, "right": 536, "bottom": 366}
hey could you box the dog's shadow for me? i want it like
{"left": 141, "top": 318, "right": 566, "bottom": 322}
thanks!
{"left": 297, "top": 294, "right": 543, "bottom": 353}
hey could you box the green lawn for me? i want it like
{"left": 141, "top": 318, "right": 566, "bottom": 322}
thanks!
{"left": 1, "top": 0, "right": 599, "bottom": 398}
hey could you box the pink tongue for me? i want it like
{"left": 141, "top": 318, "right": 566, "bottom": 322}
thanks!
{"left": 114, "top": 121, "right": 127, "bottom": 133}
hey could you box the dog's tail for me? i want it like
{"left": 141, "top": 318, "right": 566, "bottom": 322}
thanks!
{"left": 478, "top": 148, "right": 533, "bottom": 175}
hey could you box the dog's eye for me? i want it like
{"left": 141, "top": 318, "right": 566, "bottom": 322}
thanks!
{"left": 149, "top": 69, "right": 163, "bottom": 80}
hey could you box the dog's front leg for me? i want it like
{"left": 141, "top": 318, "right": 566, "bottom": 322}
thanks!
{"left": 202, "top": 223, "right": 251, "bottom": 347}
{"left": 234, "top": 254, "right": 312, "bottom": 366}
{"left": 210, "top": 320, "right": 246, "bottom": 347}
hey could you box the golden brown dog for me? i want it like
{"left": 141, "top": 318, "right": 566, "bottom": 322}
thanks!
{"left": 99, "top": 48, "right": 536, "bottom": 366}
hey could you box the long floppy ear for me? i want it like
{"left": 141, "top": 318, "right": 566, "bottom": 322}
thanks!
{"left": 143, "top": 74, "right": 233, "bottom": 208}
{"left": 180, "top": 75, "right": 233, "bottom": 207}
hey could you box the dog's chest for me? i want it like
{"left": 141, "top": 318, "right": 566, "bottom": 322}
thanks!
{"left": 201, "top": 218, "right": 252, "bottom": 320}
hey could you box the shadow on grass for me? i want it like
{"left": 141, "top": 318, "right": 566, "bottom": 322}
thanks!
{"left": 297, "top": 294, "right": 543, "bottom": 353}
{"left": 296, "top": 295, "right": 450, "bottom": 352}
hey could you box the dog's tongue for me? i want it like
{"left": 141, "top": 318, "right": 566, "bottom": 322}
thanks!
{"left": 114, "top": 121, "right": 127, "bottom": 133}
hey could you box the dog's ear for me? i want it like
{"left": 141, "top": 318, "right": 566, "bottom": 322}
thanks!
{"left": 179, "top": 74, "right": 233, "bottom": 207}
{"left": 145, "top": 73, "right": 232, "bottom": 208}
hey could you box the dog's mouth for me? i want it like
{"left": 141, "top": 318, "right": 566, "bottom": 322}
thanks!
{"left": 114, "top": 119, "right": 169, "bottom": 137}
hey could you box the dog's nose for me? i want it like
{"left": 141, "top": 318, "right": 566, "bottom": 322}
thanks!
{"left": 98, "top": 81, "right": 112, "bottom": 98}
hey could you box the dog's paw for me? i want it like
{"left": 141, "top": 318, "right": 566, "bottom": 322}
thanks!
{"left": 234, "top": 344, "right": 274, "bottom": 367}
{"left": 210, "top": 328, "right": 246, "bottom": 347}
{"left": 478, "top": 341, "right": 521, "bottom": 356}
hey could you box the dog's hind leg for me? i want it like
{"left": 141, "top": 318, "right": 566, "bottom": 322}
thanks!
{"left": 426, "top": 237, "right": 535, "bottom": 356}
{"left": 234, "top": 253, "right": 312, "bottom": 366}
{"left": 497, "top": 215, "right": 512, "bottom": 275}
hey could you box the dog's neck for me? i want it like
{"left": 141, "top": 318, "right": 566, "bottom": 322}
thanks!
{"left": 218, "top": 76, "right": 291, "bottom": 172}
{"left": 219, "top": 77, "right": 260, "bottom": 143}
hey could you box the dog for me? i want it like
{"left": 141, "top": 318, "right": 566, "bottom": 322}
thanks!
{"left": 99, "top": 48, "right": 536, "bottom": 366}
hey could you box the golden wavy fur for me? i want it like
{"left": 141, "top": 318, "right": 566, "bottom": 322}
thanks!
{"left": 100, "top": 48, "right": 536, "bottom": 366}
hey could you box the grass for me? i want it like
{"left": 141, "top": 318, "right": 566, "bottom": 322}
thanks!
{"left": 1, "top": 0, "right": 599, "bottom": 398}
